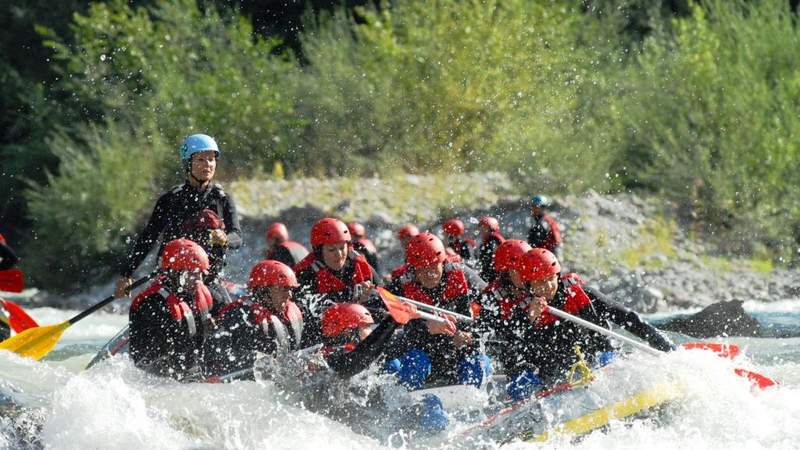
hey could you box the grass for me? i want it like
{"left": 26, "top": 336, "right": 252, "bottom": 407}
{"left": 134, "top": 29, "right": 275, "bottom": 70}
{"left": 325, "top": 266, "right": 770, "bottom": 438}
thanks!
{"left": 618, "top": 217, "right": 677, "bottom": 270}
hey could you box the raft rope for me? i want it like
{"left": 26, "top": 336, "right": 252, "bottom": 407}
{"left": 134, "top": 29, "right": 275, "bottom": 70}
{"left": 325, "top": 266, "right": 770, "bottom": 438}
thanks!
{"left": 565, "top": 345, "right": 595, "bottom": 387}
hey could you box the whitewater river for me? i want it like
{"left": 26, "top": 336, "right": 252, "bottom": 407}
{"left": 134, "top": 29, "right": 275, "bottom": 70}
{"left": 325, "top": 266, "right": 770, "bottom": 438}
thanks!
{"left": 2, "top": 301, "right": 799, "bottom": 450}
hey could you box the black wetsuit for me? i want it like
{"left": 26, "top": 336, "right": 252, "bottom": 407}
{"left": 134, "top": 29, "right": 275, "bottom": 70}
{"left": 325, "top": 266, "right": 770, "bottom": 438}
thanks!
{"left": 508, "top": 278, "right": 674, "bottom": 383}
{"left": 391, "top": 263, "right": 487, "bottom": 384}
{"left": 128, "top": 278, "right": 215, "bottom": 380}
{"left": 477, "top": 233, "right": 504, "bottom": 282}
{"left": 204, "top": 299, "right": 304, "bottom": 376}
{"left": 267, "top": 241, "right": 309, "bottom": 267}
{"left": 119, "top": 182, "right": 242, "bottom": 278}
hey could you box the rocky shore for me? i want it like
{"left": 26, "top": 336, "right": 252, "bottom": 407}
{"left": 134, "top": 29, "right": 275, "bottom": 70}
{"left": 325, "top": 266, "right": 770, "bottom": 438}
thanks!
{"left": 23, "top": 172, "right": 800, "bottom": 313}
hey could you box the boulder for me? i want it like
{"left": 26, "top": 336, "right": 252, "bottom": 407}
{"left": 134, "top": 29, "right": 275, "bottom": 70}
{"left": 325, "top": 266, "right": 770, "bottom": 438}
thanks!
{"left": 658, "top": 300, "right": 762, "bottom": 338}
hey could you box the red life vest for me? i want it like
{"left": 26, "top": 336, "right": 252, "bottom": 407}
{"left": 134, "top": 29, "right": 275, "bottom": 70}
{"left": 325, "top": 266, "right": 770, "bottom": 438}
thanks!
{"left": 483, "top": 278, "right": 523, "bottom": 321}
{"left": 535, "top": 273, "right": 590, "bottom": 328}
{"left": 294, "top": 252, "right": 373, "bottom": 295}
{"left": 355, "top": 238, "right": 378, "bottom": 255}
{"left": 131, "top": 277, "right": 214, "bottom": 337}
{"left": 400, "top": 262, "right": 470, "bottom": 306}
{"left": 217, "top": 297, "right": 304, "bottom": 348}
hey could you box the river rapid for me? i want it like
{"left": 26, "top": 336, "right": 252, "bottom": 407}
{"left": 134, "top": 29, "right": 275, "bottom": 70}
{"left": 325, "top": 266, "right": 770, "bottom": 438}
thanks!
{"left": 2, "top": 302, "right": 799, "bottom": 450}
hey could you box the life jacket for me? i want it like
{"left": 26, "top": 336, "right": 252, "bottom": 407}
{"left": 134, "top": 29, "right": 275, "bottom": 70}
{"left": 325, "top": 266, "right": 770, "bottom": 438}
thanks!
{"left": 218, "top": 297, "right": 304, "bottom": 351}
{"left": 483, "top": 278, "right": 522, "bottom": 321}
{"left": 294, "top": 251, "right": 373, "bottom": 296}
{"left": 389, "top": 263, "right": 410, "bottom": 280}
{"left": 131, "top": 277, "right": 214, "bottom": 338}
{"left": 444, "top": 247, "right": 463, "bottom": 262}
{"left": 535, "top": 273, "right": 590, "bottom": 328}
{"left": 399, "top": 262, "right": 470, "bottom": 306}
{"left": 272, "top": 241, "right": 309, "bottom": 264}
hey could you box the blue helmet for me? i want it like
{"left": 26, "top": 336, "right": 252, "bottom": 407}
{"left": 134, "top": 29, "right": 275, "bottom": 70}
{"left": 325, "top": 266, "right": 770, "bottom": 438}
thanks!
{"left": 180, "top": 134, "right": 220, "bottom": 162}
{"left": 531, "top": 195, "right": 550, "bottom": 208}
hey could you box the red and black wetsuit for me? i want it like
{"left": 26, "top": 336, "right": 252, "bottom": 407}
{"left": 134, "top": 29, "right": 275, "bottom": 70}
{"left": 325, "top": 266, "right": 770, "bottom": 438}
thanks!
{"left": 449, "top": 238, "right": 475, "bottom": 262}
{"left": 294, "top": 251, "right": 380, "bottom": 346}
{"left": 477, "top": 231, "right": 505, "bottom": 282}
{"left": 119, "top": 182, "right": 242, "bottom": 278}
{"left": 266, "top": 240, "right": 309, "bottom": 267}
{"left": 204, "top": 297, "right": 304, "bottom": 376}
{"left": 389, "top": 261, "right": 487, "bottom": 384}
{"left": 128, "top": 276, "right": 214, "bottom": 379}
{"left": 323, "top": 316, "right": 408, "bottom": 379}
{"left": 527, "top": 213, "right": 562, "bottom": 258}
{"left": 507, "top": 273, "right": 674, "bottom": 383}
{"left": 475, "top": 274, "right": 527, "bottom": 371}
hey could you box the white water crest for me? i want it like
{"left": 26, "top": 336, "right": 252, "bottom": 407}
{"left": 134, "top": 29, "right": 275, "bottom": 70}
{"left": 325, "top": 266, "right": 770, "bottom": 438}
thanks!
{"left": 2, "top": 307, "right": 799, "bottom": 449}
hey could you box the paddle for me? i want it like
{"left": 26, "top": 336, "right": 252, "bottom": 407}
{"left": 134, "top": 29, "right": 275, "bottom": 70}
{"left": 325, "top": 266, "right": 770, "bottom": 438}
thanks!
{"left": 376, "top": 287, "right": 472, "bottom": 323}
{"left": 377, "top": 287, "right": 447, "bottom": 325}
{"left": 0, "top": 269, "right": 24, "bottom": 293}
{"left": 546, "top": 306, "right": 778, "bottom": 390}
{"left": 0, "top": 274, "right": 153, "bottom": 360}
{"left": 1, "top": 299, "right": 39, "bottom": 333}
{"left": 680, "top": 342, "right": 740, "bottom": 359}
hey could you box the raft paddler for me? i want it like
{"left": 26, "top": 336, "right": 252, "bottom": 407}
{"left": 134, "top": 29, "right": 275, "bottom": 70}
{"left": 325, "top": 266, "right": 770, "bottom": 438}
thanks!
{"left": 128, "top": 238, "right": 215, "bottom": 380}
{"left": 503, "top": 248, "right": 675, "bottom": 400}
{"left": 293, "top": 217, "right": 380, "bottom": 347}
{"left": 114, "top": 134, "right": 241, "bottom": 300}
{"left": 476, "top": 216, "right": 505, "bottom": 282}
{"left": 204, "top": 260, "right": 304, "bottom": 377}
{"left": 384, "top": 232, "right": 491, "bottom": 390}
{"left": 264, "top": 222, "right": 309, "bottom": 267}
{"left": 304, "top": 302, "right": 450, "bottom": 434}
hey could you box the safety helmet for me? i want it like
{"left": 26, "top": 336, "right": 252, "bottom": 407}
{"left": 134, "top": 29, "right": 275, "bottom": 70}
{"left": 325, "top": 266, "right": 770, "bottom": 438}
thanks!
{"left": 180, "top": 134, "right": 220, "bottom": 162}
{"left": 406, "top": 232, "right": 447, "bottom": 268}
{"left": 531, "top": 195, "right": 550, "bottom": 208}
{"left": 519, "top": 248, "right": 561, "bottom": 282}
{"left": 248, "top": 260, "right": 299, "bottom": 289}
{"left": 347, "top": 222, "right": 366, "bottom": 239}
{"left": 266, "top": 222, "right": 289, "bottom": 243}
{"left": 397, "top": 224, "right": 419, "bottom": 241}
{"left": 494, "top": 239, "right": 533, "bottom": 272}
{"left": 442, "top": 218, "right": 465, "bottom": 236}
{"left": 310, "top": 218, "right": 351, "bottom": 247}
{"left": 160, "top": 238, "right": 210, "bottom": 272}
{"left": 479, "top": 216, "right": 500, "bottom": 232}
{"left": 321, "top": 303, "right": 374, "bottom": 337}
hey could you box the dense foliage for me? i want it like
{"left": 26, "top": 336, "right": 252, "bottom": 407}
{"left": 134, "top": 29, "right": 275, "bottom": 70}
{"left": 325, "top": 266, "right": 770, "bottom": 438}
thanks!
{"left": 1, "top": 0, "right": 798, "bottom": 290}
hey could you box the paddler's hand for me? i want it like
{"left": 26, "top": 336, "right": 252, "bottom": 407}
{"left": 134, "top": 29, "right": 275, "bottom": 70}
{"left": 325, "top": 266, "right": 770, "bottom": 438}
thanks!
{"left": 526, "top": 296, "right": 547, "bottom": 323}
{"left": 426, "top": 315, "right": 456, "bottom": 336}
{"left": 354, "top": 281, "right": 374, "bottom": 304}
{"left": 453, "top": 330, "right": 473, "bottom": 349}
{"left": 114, "top": 277, "right": 133, "bottom": 298}
{"left": 209, "top": 229, "right": 228, "bottom": 247}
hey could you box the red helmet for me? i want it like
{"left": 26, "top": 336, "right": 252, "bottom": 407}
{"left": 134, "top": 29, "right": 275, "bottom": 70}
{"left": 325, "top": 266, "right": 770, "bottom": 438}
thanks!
{"left": 406, "top": 232, "right": 447, "bottom": 268}
{"left": 266, "top": 222, "right": 289, "bottom": 242}
{"left": 494, "top": 239, "right": 533, "bottom": 272}
{"left": 321, "top": 303, "right": 374, "bottom": 337}
{"left": 479, "top": 216, "right": 500, "bottom": 232}
{"left": 181, "top": 208, "right": 224, "bottom": 233}
{"left": 248, "top": 259, "right": 299, "bottom": 289}
{"left": 397, "top": 224, "right": 419, "bottom": 241}
{"left": 160, "top": 238, "right": 210, "bottom": 272}
{"left": 442, "top": 218, "right": 465, "bottom": 236}
{"left": 347, "top": 222, "right": 366, "bottom": 239}
{"left": 519, "top": 248, "right": 561, "bottom": 282}
{"left": 310, "top": 218, "right": 351, "bottom": 247}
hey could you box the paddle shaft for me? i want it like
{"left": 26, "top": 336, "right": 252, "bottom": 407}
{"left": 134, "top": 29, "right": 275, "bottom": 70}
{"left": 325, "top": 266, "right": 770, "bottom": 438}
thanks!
{"left": 391, "top": 293, "right": 474, "bottom": 323}
{"left": 68, "top": 275, "right": 153, "bottom": 325}
{"left": 545, "top": 306, "right": 662, "bottom": 356}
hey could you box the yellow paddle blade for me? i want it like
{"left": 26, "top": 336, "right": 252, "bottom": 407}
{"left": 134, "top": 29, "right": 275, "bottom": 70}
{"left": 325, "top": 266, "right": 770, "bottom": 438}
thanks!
{"left": 0, "top": 321, "right": 70, "bottom": 360}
